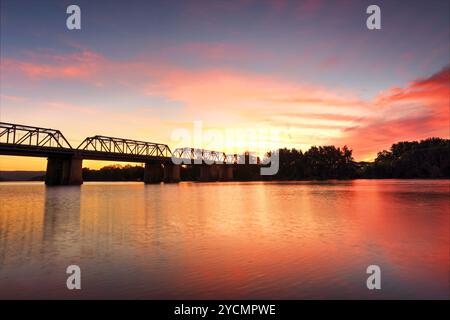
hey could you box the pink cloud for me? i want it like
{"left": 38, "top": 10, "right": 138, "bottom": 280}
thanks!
{"left": 299, "top": 0, "right": 324, "bottom": 13}
{"left": 318, "top": 56, "right": 340, "bottom": 70}
{"left": 336, "top": 65, "right": 450, "bottom": 159}
{"left": 141, "top": 67, "right": 366, "bottom": 122}
{"left": 296, "top": 0, "right": 325, "bottom": 19}
{"left": 2, "top": 50, "right": 103, "bottom": 80}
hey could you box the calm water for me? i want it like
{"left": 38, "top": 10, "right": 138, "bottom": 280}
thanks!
{"left": 0, "top": 180, "right": 448, "bottom": 299}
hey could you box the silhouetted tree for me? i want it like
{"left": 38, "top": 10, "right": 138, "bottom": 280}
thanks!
{"left": 365, "top": 138, "right": 450, "bottom": 178}
{"left": 82, "top": 165, "right": 144, "bottom": 181}
{"left": 266, "top": 145, "right": 357, "bottom": 180}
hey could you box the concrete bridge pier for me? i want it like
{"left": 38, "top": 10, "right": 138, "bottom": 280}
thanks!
{"left": 199, "top": 164, "right": 231, "bottom": 182}
{"left": 199, "top": 165, "right": 211, "bottom": 182}
{"left": 144, "top": 163, "right": 164, "bottom": 183}
{"left": 220, "top": 165, "right": 234, "bottom": 181}
{"left": 216, "top": 165, "right": 234, "bottom": 181}
{"left": 45, "top": 156, "right": 83, "bottom": 186}
{"left": 216, "top": 165, "right": 224, "bottom": 181}
{"left": 210, "top": 165, "right": 220, "bottom": 181}
{"left": 163, "top": 164, "right": 181, "bottom": 183}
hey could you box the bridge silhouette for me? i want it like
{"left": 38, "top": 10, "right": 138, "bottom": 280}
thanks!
{"left": 0, "top": 122, "right": 260, "bottom": 185}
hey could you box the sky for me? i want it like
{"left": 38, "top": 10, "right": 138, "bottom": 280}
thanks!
{"left": 0, "top": 0, "right": 449, "bottom": 170}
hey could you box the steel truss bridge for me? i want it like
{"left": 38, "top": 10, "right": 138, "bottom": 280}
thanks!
{"left": 0, "top": 122, "right": 240, "bottom": 163}
{"left": 0, "top": 122, "right": 259, "bottom": 185}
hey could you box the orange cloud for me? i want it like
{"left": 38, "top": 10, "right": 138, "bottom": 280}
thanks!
{"left": 337, "top": 65, "right": 450, "bottom": 160}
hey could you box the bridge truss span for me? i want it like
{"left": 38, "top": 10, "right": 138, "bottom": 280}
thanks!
{"left": 172, "top": 147, "right": 237, "bottom": 164}
{"left": 0, "top": 122, "right": 73, "bottom": 149}
{"left": 0, "top": 121, "right": 247, "bottom": 184}
{"left": 77, "top": 135, "right": 172, "bottom": 158}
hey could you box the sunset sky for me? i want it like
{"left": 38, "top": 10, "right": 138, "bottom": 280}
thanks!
{"left": 0, "top": 0, "right": 449, "bottom": 170}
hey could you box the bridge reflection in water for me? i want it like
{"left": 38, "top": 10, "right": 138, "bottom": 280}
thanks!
{"left": 0, "top": 122, "right": 259, "bottom": 185}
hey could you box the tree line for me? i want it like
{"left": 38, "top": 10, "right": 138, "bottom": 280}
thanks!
{"left": 361, "top": 137, "right": 449, "bottom": 178}
{"left": 81, "top": 137, "right": 450, "bottom": 181}
{"left": 83, "top": 165, "right": 144, "bottom": 181}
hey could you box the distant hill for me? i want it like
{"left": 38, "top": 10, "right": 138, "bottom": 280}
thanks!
{"left": 0, "top": 171, "right": 45, "bottom": 181}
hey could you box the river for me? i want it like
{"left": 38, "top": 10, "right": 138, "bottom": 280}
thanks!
{"left": 0, "top": 180, "right": 448, "bottom": 299}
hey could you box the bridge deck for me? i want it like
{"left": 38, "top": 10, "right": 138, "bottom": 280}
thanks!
{"left": 0, "top": 143, "right": 178, "bottom": 163}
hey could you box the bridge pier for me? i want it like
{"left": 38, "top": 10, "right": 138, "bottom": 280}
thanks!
{"left": 211, "top": 165, "right": 222, "bottom": 181}
{"left": 163, "top": 164, "right": 180, "bottom": 183}
{"left": 144, "top": 163, "right": 164, "bottom": 183}
{"left": 45, "top": 156, "right": 83, "bottom": 186}
{"left": 198, "top": 164, "right": 233, "bottom": 182}
{"left": 220, "top": 165, "right": 234, "bottom": 181}
{"left": 199, "top": 165, "right": 211, "bottom": 182}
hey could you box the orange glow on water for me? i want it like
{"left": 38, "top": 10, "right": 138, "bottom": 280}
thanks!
{"left": 0, "top": 180, "right": 448, "bottom": 299}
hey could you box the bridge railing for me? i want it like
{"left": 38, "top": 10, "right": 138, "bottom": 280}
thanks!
{"left": 77, "top": 135, "right": 172, "bottom": 158}
{"left": 0, "top": 122, "right": 73, "bottom": 149}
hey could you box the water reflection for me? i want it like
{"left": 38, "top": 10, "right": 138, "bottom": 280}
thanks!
{"left": 0, "top": 180, "right": 448, "bottom": 299}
